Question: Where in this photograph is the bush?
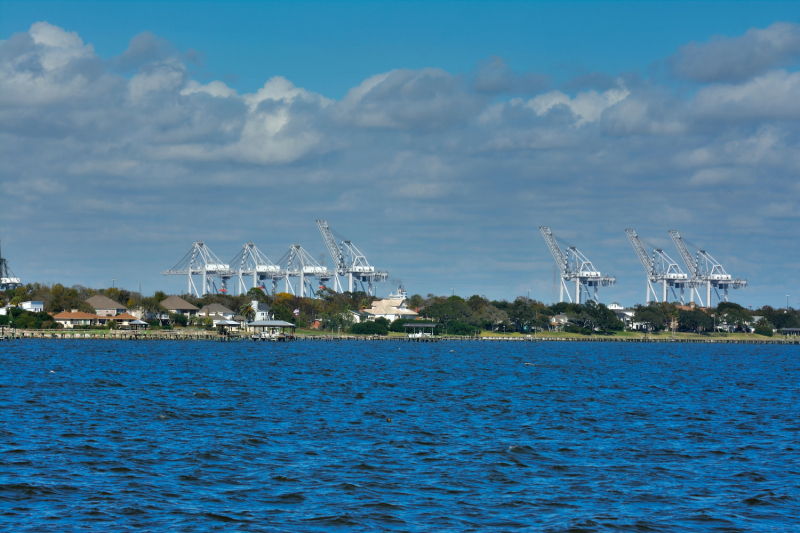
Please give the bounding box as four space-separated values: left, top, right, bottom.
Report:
442 320 480 336
350 321 388 335
564 325 592 335
755 326 773 337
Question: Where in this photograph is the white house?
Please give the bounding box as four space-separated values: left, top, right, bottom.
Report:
250 299 271 321
361 290 418 322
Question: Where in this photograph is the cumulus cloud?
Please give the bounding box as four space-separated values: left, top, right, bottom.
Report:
670 21 800 82
1 21 798 304
471 56 549 94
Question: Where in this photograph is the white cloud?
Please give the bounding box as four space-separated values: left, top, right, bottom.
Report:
522 82 629 126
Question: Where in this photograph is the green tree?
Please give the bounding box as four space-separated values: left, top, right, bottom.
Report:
239 304 255 321
350 321 388 335
633 304 666 331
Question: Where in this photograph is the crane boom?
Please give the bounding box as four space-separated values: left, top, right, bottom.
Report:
316 220 346 271
668 230 698 277
539 227 568 276
626 229 655 277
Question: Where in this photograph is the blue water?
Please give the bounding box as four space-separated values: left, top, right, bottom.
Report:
1 341 799 531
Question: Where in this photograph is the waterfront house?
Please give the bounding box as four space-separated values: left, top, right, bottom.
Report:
361 292 418 322
198 303 235 319
20 301 44 313
250 299 271 321
85 295 128 316
53 311 99 328
160 296 199 317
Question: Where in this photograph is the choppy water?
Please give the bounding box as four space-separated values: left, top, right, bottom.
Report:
1 340 799 531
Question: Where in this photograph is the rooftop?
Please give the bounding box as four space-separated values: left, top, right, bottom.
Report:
160 295 199 311
85 294 127 310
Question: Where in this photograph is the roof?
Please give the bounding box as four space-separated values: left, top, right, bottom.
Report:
249 320 296 327
160 295 199 311
780 328 800 332
403 323 436 328
130 319 149 325
85 294 127 310
54 311 98 319
198 303 234 315
254 302 271 312
214 319 240 326
114 313 139 320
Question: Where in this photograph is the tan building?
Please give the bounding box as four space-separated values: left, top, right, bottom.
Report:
53 311 98 328
361 292 418 322
160 296 199 316
85 295 128 316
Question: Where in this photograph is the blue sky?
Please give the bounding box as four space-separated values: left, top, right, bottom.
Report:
1 1 799 307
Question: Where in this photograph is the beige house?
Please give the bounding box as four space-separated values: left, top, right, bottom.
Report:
361 292 418 322
85 295 128 317
198 304 235 319
54 311 98 328
160 296 199 316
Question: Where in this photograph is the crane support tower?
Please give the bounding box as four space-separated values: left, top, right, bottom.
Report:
162 241 235 296
539 227 616 304
229 242 284 295
0 240 22 291
626 229 691 304
669 230 747 306
317 220 388 295
276 244 337 298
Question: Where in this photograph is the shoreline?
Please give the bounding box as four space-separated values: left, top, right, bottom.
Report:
2 330 798 345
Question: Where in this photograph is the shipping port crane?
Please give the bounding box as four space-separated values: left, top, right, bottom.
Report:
162 241 235 296
229 242 284 295
317 220 388 295
626 229 690 304
669 230 747 306
0 240 22 292
276 244 336 298
540 227 616 303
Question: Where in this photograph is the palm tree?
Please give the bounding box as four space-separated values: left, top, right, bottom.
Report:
239 304 255 321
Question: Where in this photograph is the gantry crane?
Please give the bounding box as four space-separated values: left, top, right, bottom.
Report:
276 244 336 297
317 220 388 295
162 241 235 296
540 227 616 303
669 230 747 306
0 240 22 291
229 242 284 295
626 229 690 304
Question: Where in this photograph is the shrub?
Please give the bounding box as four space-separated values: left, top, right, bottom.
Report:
755 326 773 337
350 321 388 335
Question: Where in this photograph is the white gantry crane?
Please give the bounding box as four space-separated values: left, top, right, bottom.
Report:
540 227 616 303
317 220 388 295
229 242 284 295
626 229 691 304
162 241 235 296
669 230 747 306
276 244 336 297
0 240 22 292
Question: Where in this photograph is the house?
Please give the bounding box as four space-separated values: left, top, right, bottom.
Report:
20 301 44 313
85 295 128 316
614 307 637 328
607 302 624 310
197 304 235 319
249 299 271 321
361 290 418 322
551 313 569 325
53 311 100 328
160 296 199 316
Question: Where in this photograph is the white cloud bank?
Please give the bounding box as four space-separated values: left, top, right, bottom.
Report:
1 21 799 304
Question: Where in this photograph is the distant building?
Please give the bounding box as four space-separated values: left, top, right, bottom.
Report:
160 296 199 316
607 302 623 310
20 301 44 313
53 311 98 328
249 299 271 321
198 304 235 320
85 295 128 316
361 290 418 322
